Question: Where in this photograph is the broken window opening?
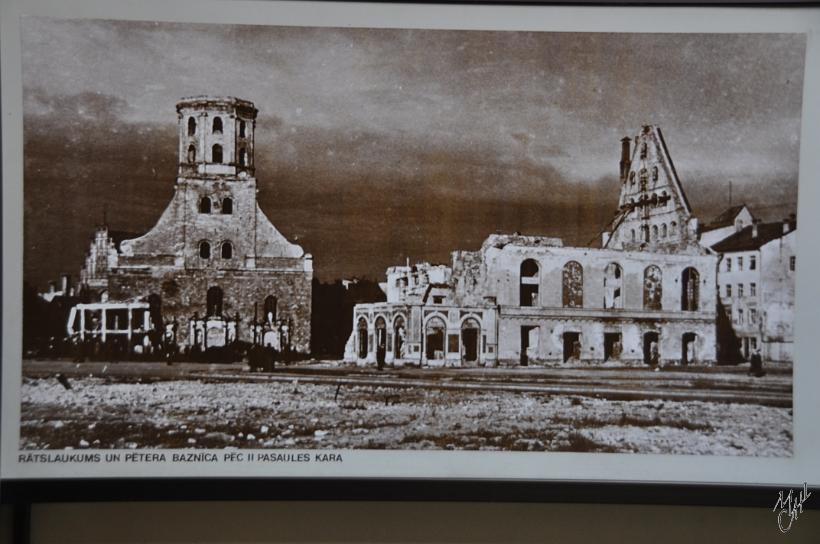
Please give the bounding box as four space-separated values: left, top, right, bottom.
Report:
643 265 663 310
681 267 700 311
357 318 368 359
562 261 583 308
519 259 540 307
603 262 623 309
424 317 446 361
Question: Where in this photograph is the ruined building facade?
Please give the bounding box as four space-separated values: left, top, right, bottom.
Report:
346 126 717 367
78 97 312 353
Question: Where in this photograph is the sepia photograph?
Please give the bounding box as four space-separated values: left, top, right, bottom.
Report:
16 16 803 458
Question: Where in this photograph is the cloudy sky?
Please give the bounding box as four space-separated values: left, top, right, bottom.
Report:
21 17 805 287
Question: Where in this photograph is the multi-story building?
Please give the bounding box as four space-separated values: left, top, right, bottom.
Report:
76 97 313 353
710 217 796 362
346 125 718 367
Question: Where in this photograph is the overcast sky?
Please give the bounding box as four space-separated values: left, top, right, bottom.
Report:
21 17 805 287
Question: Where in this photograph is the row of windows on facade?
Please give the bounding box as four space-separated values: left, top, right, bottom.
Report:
729 305 758 326
187 116 247 137
630 221 678 243
518 259 700 312
725 255 795 272
186 144 248 166
627 165 659 185
199 197 232 214
724 283 757 298
199 241 234 260
725 255 756 272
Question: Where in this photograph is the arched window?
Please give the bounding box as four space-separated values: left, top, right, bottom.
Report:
239 148 247 166
212 117 223 134
681 267 700 311
212 144 223 164
652 166 659 181
221 241 233 259
357 318 369 359
603 263 623 309
670 221 678 237
221 197 233 214
643 266 662 310
199 241 211 259
187 117 196 136
661 224 668 238
263 295 277 323
661 191 668 208
187 144 196 163
652 224 659 240
206 286 223 317
642 225 650 243
199 197 211 214
519 259 539 306
562 261 583 308
238 119 246 138
640 141 648 159
631 229 636 242
639 168 648 189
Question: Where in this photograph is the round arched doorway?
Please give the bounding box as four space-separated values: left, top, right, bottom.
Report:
425 316 446 362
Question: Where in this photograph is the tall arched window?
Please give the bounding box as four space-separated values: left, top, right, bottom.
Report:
681 267 700 311
519 259 539 307
652 166 659 181
206 286 223 317
603 263 623 309
187 117 196 136
199 241 211 259
212 117 223 134
670 221 678 237
562 261 583 308
187 144 196 163
199 197 211 214
652 224 659 240
221 197 233 214
640 141 648 159
631 229 636 242
263 295 277 323
221 241 233 259
661 223 668 238
643 265 662 310
212 144 223 164
357 318 369 359
238 119 246 137
239 148 247 166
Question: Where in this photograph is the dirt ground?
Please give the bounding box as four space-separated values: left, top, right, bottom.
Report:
20 374 792 456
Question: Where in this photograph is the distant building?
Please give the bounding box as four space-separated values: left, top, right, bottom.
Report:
699 204 755 248
76 97 313 353
346 126 718 367
710 216 796 362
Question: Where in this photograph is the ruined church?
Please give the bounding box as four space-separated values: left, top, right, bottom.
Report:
346 125 718 367
77 97 312 353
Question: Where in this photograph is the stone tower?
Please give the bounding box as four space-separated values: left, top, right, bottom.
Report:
103 97 313 352
603 125 699 252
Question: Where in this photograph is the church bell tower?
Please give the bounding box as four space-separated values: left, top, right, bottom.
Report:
176 96 258 179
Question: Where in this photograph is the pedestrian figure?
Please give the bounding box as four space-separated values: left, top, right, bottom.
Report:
749 348 766 377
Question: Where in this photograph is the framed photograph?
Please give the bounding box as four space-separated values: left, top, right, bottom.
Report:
2 0 819 507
